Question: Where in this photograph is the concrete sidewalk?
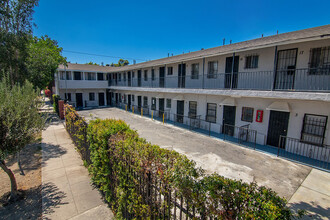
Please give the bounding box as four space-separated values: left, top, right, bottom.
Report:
41 111 114 219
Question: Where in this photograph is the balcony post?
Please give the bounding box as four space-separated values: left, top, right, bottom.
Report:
202 57 205 89
272 46 278 91
230 52 235 90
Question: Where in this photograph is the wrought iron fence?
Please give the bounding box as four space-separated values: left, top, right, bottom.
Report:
278 135 330 170
109 68 330 92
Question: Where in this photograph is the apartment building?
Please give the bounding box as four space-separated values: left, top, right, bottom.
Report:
56 25 330 169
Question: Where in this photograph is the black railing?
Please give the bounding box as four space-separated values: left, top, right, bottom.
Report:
109 68 330 92
278 136 330 170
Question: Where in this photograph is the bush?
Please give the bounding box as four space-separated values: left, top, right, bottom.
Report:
52 94 60 115
65 107 296 219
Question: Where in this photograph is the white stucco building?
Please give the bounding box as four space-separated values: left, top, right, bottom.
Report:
56 25 330 169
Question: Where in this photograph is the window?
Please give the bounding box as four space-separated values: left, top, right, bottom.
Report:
119 93 122 102
167 67 173 75
206 103 217 123
132 71 135 78
309 47 330 74
151 97 156 110
245 55 259 69
65 93 71 101
132 95 135 102
143 96 148 108
66 71 72 80
60 71 65 80
97 73 104 81
301 114 327 146
189 101 197 119
89 93 95 101
191 63 199 79
166 99 171 108
152 69 155 80
124 95 127 103
207 61 218 78
74 71 82 80
86 72 96 80
144 70 148 81
118 73 121 81
123 73 126 81
241 107 254 122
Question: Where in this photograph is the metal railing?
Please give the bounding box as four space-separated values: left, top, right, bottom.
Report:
278 135 330 170
109 68 330 92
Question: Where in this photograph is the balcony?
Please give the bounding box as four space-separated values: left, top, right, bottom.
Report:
59 79 108 89
109 68 330 92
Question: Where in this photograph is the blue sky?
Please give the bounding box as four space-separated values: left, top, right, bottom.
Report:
33 0 330 65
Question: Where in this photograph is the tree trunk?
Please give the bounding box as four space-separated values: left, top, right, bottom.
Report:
0 159 20 201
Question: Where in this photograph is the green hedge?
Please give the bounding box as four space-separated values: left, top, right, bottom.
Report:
65 107 301 219
52 94 60 115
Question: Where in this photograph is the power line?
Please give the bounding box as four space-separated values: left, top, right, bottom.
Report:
62 50 147 61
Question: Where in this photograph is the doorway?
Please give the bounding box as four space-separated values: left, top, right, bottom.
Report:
274 49 297 90
159 67 165 88
178 64 186 88
76 93 83 108
223 105 236 136
138 70 142 87
267 110 290 147
176 100 184 123
106 89 111 106
225 56 239 89
128 71 131 87
98 93 105 106
138 96 142 110
159 98 165 116
128 94 131 109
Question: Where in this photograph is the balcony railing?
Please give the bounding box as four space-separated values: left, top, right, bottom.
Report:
109 68 330 92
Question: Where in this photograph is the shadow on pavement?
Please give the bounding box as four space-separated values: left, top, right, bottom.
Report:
42 143 67 164
290 201 330 219
42 182 68 219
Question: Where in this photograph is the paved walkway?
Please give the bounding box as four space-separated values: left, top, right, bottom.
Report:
79 107 330 219
41 106 114 219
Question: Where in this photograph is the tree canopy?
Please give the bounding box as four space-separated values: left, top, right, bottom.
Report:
110 59 129 67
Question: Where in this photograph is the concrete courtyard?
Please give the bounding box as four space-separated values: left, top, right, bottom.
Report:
78 107 330 219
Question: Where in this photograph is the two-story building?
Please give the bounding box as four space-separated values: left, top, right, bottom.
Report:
56 25 330 169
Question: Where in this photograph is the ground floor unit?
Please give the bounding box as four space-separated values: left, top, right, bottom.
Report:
57 88 330 170
109 89 330 168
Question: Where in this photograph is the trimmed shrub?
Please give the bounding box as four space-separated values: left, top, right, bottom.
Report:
52 94 60 115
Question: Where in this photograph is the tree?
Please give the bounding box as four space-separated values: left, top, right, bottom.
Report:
0 79 44 202
110 59 129 67
0 0 39 85
26 35 66 89
85 61 99 65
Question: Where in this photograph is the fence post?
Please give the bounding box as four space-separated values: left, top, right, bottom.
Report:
141 108 143 116
163 113 165 124
151 111 153 120
132 106 134 113
125 104 127 111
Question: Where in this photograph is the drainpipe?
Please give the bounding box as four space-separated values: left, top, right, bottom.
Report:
230 52 235 90
65 65 67 100
272 46 278 91
202 57 205 89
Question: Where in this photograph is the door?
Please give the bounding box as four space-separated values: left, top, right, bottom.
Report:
76 93 83 108
274 49 297 90
115 93 119 105
159 98 165 117
98 93 105 106
267 111 290 147
128 94 131 109
106 89 111 106
128 71 131 87
225 56 239 89
138 96 142 110
178 64 186 88
223 105 236 136
138 70 142 87
176 100 184 123
159 67 165 88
